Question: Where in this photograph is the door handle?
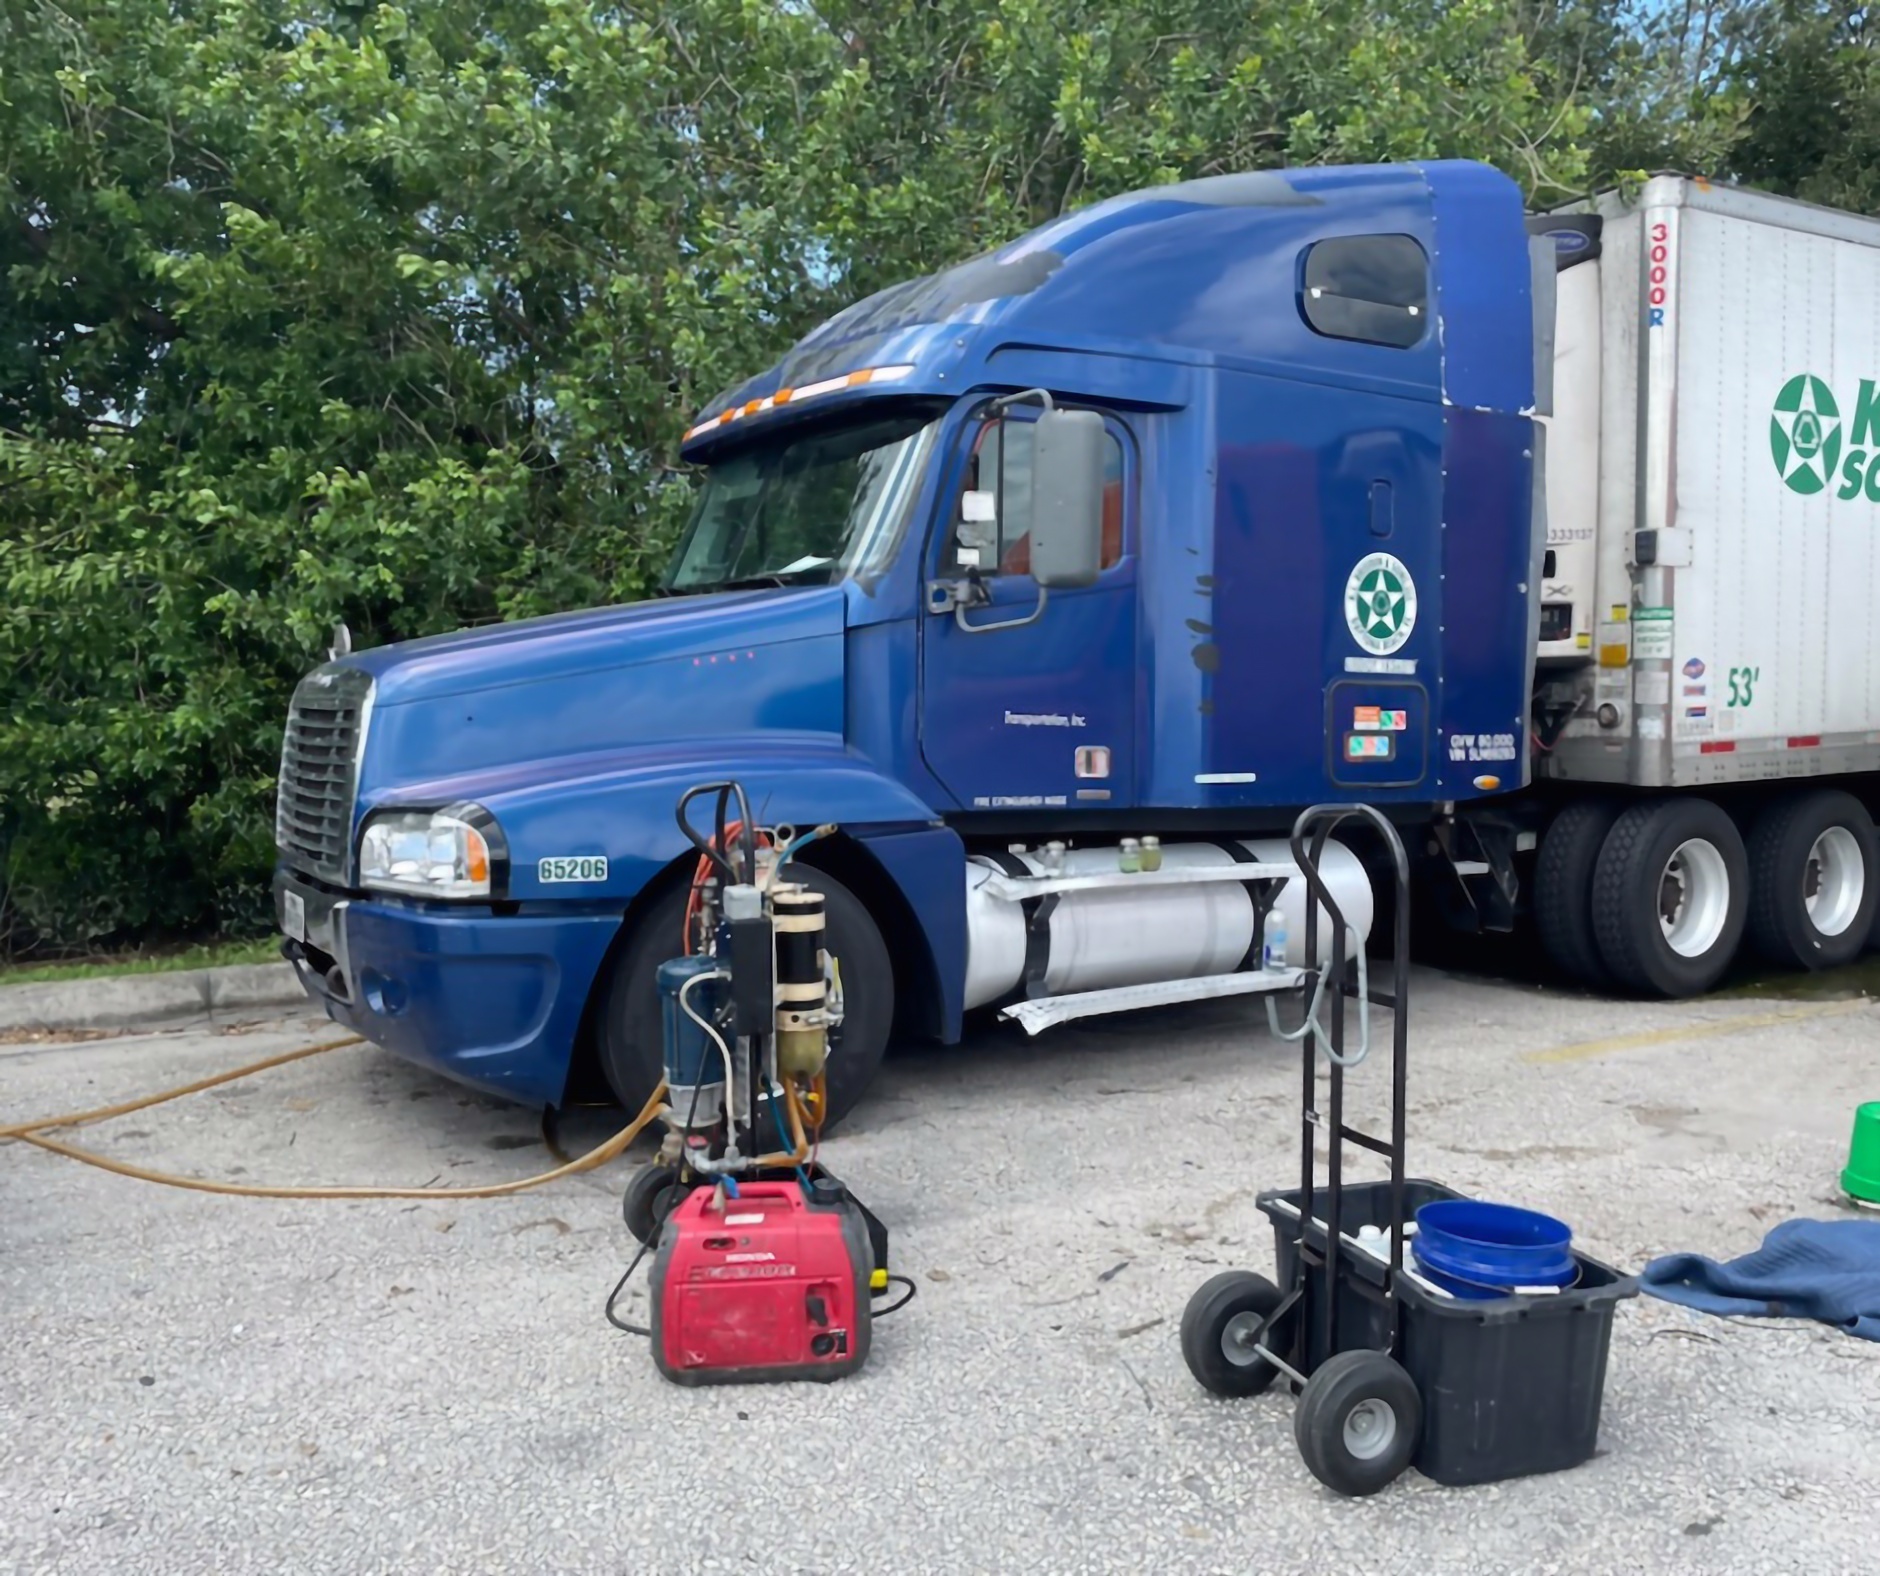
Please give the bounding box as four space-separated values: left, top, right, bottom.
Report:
1369 480 1394 538
926 578 1050 634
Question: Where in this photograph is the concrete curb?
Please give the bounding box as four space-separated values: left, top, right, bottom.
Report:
0 961 309 1035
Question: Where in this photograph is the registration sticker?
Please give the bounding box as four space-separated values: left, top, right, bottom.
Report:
282 888 306 943
1353 707 1409 732
539 856 608 884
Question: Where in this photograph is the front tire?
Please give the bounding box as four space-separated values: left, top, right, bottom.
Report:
1293 1349 1421 1496
1591 798 1747 997
1746 790 1876 971
596 864 893 1131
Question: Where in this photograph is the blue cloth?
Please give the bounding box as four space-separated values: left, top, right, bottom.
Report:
1642 1219 1880 1341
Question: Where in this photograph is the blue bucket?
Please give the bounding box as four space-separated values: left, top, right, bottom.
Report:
1412 1200 1576 1300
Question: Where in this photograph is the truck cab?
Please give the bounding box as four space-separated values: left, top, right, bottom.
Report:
273 160 1544 1120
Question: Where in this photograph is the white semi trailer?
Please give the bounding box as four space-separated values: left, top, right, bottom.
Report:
1526 175 1880 994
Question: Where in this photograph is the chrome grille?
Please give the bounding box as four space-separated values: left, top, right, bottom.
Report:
275 665 373 884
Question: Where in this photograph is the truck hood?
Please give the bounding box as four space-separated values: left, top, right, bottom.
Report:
347 586 851 800
349 586 842 705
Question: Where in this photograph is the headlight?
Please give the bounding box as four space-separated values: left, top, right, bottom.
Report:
358 807 497 899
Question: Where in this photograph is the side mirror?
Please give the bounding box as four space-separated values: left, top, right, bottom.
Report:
1027 408 1106 590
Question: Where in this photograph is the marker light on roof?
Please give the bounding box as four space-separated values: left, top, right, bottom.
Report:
683 364 916 442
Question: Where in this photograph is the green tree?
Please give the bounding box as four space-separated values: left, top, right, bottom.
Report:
0 0 1690 953
1724 0 1879 211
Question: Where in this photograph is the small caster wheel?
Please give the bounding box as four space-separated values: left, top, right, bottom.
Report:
622 1163 690 1246
1293 1349 1421 1496
1180 1271 1289 1397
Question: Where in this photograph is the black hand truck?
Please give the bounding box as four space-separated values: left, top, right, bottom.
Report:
1178 803 1635 1496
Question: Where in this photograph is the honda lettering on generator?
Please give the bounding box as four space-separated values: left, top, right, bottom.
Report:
272 165 1880 1128
602 782 910 1385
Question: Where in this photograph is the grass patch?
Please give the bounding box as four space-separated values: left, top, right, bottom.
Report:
0 937 281 988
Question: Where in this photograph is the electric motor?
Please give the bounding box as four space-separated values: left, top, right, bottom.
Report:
657 953 727 1131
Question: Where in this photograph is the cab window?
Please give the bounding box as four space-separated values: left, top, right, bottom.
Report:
955 416 1127 577
1300 234 1429 349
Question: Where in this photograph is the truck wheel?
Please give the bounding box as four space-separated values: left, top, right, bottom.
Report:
1746 790 1877 971
1534 801 1619 986
1591 798 1747 997
596 865 893 1132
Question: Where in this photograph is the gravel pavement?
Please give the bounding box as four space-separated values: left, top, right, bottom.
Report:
3 970 1878 1574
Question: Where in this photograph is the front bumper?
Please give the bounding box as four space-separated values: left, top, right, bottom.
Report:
274 867 621 1109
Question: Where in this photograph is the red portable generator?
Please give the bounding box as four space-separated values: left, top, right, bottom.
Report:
649 1178 877 1385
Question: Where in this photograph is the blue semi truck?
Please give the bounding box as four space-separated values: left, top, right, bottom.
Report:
274 161 1880 1122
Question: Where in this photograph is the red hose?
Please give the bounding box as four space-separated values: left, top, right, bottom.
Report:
681 821 772 952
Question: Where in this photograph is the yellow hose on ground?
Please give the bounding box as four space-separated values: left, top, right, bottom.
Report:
0 1035 367 1141
1 1032 668 1200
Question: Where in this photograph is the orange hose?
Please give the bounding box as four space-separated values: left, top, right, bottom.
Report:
2 1031 668 1200
745 1076 811 1170
11 1084 668 1200
0 1035 365 1140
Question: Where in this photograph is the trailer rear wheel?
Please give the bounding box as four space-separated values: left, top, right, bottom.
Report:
597 866 893 1132
1592 798 1747 997
1534 801 1619 987
1746 791 1876 971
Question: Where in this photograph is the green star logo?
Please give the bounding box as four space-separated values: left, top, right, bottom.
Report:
1770 374 1842 496
1344 552 1418 656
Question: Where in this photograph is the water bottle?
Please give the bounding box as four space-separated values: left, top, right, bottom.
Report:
1261 906 1290 971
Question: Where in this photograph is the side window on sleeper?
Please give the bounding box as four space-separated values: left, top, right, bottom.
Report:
1301 235 1429 349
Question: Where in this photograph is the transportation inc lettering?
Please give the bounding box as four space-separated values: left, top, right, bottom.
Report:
1005 710 1086 728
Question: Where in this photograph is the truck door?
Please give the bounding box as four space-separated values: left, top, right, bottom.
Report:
917 407 1137 811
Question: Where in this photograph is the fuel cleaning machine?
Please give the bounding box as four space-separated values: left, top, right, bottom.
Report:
605 781 909 1384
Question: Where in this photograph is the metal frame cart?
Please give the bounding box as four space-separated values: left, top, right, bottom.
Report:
1179 804 1635 1496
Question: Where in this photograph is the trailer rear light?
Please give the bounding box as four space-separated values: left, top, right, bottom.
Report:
684 365 916 442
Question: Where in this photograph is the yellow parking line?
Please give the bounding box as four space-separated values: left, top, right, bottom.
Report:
1525 997 1873 1065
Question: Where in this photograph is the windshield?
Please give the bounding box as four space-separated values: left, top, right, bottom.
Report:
666 406 943 593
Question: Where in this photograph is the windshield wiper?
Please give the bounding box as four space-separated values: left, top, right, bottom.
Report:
706 568 833 592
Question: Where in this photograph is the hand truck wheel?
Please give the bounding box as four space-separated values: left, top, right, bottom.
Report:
1293 1349 1421 1496
622 1162 690 1246
1180 1271 1291 1397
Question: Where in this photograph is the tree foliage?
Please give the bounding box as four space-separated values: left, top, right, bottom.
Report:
0 0 1872 952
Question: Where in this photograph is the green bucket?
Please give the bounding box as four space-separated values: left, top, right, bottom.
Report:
1844 1102 1880 1205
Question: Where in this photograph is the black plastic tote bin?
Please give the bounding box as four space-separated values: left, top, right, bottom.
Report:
1259 1178 1637 1487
